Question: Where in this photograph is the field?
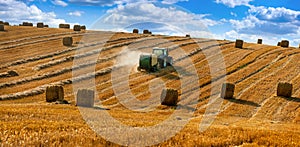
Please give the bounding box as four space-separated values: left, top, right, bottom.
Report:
1 26 300 146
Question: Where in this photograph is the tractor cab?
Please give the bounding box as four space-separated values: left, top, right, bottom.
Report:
152 47 168 57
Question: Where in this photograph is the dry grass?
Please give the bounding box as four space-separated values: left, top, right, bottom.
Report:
1 26 300 146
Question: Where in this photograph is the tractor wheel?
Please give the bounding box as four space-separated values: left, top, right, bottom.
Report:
152 64 159 72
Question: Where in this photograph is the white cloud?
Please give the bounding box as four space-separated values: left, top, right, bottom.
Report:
161 0 188 4
228 6 300 36
222 5 300 47
0 0 66 27
51 0 68 7
92 2 218 38
229 15 259 30
68 0 186 6
248 6 300 22
215 0 253 8
68 0 151 6
68 11 84 17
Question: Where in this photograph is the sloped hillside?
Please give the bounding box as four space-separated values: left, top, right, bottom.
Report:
0 26 300 146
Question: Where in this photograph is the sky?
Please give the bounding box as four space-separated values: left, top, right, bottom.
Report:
0 0 300 46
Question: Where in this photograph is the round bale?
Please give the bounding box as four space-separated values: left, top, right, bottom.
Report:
44 25 49 28
235 39 244 49
277 82 292 97
281 40 289 48
221 83 235 99
160 89 178 106
63 37 73 46
0 24 4 31
133 29 139 34
186 34 191 38
143 29 149 34
73 25 81 31
3 22 9 26
37 22 44 28
0 21 3 24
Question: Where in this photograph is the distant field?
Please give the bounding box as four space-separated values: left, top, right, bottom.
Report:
0 26 300 146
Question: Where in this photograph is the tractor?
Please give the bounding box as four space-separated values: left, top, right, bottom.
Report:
138 47 173 72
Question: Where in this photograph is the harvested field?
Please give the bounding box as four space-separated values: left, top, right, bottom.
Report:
1 26 300 146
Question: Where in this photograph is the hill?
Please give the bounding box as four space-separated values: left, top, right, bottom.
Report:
0 26 300 146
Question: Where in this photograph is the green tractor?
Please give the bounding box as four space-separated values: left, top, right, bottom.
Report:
138 47 173 72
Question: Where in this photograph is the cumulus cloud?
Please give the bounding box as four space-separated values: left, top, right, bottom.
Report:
92 2 218 38
0 0 66 27
51 0 68 7
229 6 300 36
68 11 84 17
68 0 154 6
161 0 188 4
68 0 186 6
215 0 253 8
225 6 299 42
217 5 300 47
249 6 300 23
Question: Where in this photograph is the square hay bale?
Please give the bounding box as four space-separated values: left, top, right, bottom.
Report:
277 42 281 46
73 25 81 31
257 39 262 44
235 39 244 49
23 22 28 26
160 89 178 106
59 24 64 28
281 40 289 48
186 34 191 38
143 29 149 34
23 22 33 26
76 89 94 107
80 25 86 30
0 24 4 31
221 83 235 99
37 22 44 28
59 24 70 29
64 24 70 29
133 29 139 34
46 85 64 102
277 82 292 97
44 25 49 28
63 37 73 46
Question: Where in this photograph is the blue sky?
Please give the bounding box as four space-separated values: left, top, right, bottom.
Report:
0 0 300 46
